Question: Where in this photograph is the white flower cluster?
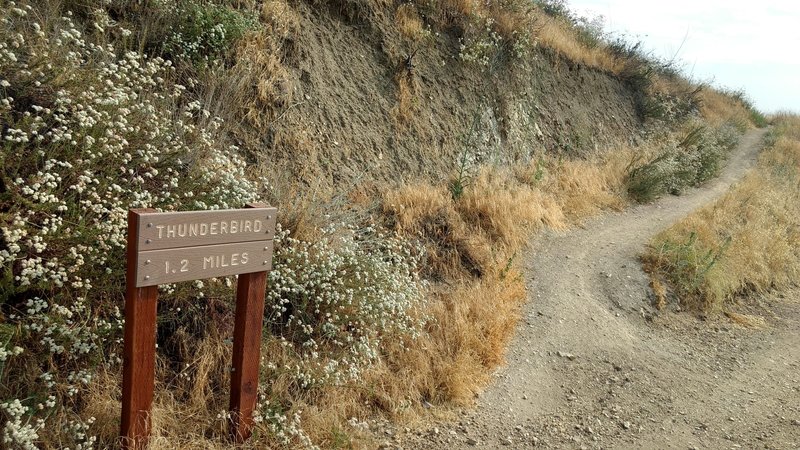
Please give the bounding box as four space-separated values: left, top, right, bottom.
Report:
459 18 503 68
1 399 42 450
259 402 318 449
265 224 427 388
0 1 261 447
0 344 23 362
512 30 536 61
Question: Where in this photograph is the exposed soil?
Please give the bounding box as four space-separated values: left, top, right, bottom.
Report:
259 3 642 186
395 129 800 449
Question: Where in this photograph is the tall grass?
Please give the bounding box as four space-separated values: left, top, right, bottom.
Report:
644 115 800 311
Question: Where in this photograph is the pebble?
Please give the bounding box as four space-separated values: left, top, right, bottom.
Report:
622 421 632 430
502 437 513 445
557 351 577 360
465 437 478 446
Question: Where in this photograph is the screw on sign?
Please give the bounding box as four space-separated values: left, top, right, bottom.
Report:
121 204 276 449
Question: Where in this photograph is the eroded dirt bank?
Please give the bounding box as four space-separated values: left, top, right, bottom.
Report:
259 3 642 186
399 129 800 449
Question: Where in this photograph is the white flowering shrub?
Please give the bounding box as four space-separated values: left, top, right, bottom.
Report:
713 122 742 152
511 29 536 60
162 1 260 65
626 123 741 202
0 2 261 447
459 18 503 68
264 224 427 388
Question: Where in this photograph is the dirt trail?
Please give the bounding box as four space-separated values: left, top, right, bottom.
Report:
401 129 800 449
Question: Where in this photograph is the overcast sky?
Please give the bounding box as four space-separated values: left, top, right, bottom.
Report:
567 0 800 113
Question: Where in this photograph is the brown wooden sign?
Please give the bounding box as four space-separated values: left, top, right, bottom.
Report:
121 204 275 449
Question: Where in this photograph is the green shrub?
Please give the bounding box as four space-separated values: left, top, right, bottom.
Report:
749 108 768 128
645 231 730 308
534 0 572 20
574 15 606 49
626 124 740 202
164 1 259 65
714 123 742 150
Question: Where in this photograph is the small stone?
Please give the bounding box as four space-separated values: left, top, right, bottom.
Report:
557 351 576 360
465 437 478 446
502 437 513 446
622 421 631 430
792 419 800 426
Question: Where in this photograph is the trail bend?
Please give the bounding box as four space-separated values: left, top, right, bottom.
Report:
403 129 800 449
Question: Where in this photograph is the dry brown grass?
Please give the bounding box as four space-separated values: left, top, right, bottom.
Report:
645 115 800 312
392 68 419 126
384 183 493 279
382 142 637 281
533 13 622 73
650 277 668 310
376 145 639 408
239 2 300 126
723 312 767 329
395 4 426 42
415 0 622 73
698 88 753 129
188 0 300 144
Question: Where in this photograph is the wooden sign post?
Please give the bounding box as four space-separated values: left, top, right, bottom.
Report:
121 203 277 449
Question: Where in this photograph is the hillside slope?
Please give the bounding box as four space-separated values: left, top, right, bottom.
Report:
260 3 642 184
